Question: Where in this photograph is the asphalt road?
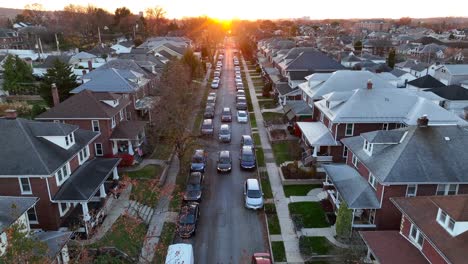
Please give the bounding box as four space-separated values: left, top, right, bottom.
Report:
173 43 268 263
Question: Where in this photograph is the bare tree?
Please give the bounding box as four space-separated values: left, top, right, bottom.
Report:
145 6 168 36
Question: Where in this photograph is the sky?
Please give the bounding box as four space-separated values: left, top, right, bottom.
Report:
2 0 468 20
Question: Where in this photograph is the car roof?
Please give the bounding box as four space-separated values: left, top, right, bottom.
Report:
223 107 230 111
203 119 212 124
246 178 260 190
181 202 198 212
219 150 230 157
238 110 247 114
194 149 204 156
220 124 230 129
242 145 254 153
242 135 252 140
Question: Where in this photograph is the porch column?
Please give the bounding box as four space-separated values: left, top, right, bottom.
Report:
313 146 318 157
99 184 106 198
112 140 118 155
81 202 91 222
351 209 355 232
113 167 119 180
128 140 134 155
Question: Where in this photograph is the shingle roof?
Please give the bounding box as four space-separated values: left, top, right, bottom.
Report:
157 50 173 59
36 90 130 119
390 68 408 77
276 83 296 96
37 55 72 68
98 59 152 78
297 122 340 146
361 130 407 144
34 231 73 259
109 121 146 140
425 85 468 100
0 196 38 231
0 118 99 176
392 195 468 264
410 63 430 72
408 75 446 88
342 126 468 184
163 43 186 55
283 101 313 116
429 195 468 221
88 45 114 56
71 68 145 94
285 50 345 71
442 65 468 75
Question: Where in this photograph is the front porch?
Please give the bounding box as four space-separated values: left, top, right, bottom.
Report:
296 122 340 167
110 121 147 158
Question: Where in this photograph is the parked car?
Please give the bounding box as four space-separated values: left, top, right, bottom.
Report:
240 146 256 169
201 119 214 135
236 82 244 90
244 179 263 209
183 172 203 202
235 77 242 83
236 96 247 110
218 124 231 143
211 79 219 89
203 106 214 119
221 107 232 122
214 71 221 77
241 135 254 149
219 54 224 59
237 110 248 123
234 66 241 71
237 90 245 97
207 96 216 107
209 92 217 98
235 70 241 75
190 149 207 172
251 253 272 264
217 150 232 172
215 66 222 72
165 244 194 264
176 203 200 238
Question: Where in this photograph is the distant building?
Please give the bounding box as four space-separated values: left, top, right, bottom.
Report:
354 20 391 32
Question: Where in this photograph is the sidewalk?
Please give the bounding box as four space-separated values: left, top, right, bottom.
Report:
120 159 168 172
242 58 304 263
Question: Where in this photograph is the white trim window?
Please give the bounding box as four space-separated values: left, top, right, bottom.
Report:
111 116 116 128
409 224 424 249
92 120 100 132
363 140 373 155
342 146 348 158
352 155 359 168
436 184 458 196
328 120 333 131
368 173 377 190
345 123 354 136
58 203 71 217
56 163 71 186
320 112 324 122
382 123 389 130
119 110 124 121
406 184 418 197
27 207 39 224
19 177 32 194
78 146 90 165
95 143 104 156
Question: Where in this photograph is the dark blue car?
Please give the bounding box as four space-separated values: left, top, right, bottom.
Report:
240 146 256 169
190 149 207 172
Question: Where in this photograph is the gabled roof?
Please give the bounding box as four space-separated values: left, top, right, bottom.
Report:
392 195 468 264
34 231 73 259
0 118 99 176
157 50 173 59
390 68 409 77
342 126 468 184
36 90 130 119
283 101 313 116
114 40 134 48
163 43 186 56
71 68 146 94
408 75 446 88
0 196 38 231
361 130 407 144
37 55 72 69
88 45 114 56
285 50 345 72
425 85 468 100
71 51 96 60
297 122 340 146
410 63 430 72
110 121 147 140
441 64 468 75
99 59 153 78
118 53 165 68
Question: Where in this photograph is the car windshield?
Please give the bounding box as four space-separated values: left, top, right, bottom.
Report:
187 184 200 191
222 111 230 115
238 98 246 103
238 112 247 117
192 156 203 163
242 153 255 162
244 138 253 146
202 123 212 129
220 129 230 135
179 214 195 224
219 156 230 163
247 190 262 198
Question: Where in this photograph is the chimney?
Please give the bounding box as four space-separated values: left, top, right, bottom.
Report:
51 83 60 106
4 109 17 119
367 79 373 89
88 60 93 72
417 115 429 127
82 69 87 76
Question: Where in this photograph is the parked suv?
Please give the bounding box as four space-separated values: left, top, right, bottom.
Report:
221 107 232 122
204 106 214 119
244 179 264 210
241 135 254 149
183 172 203 202
190 149 207 172
240 146 256 169
217 150 232 172
176 202 200 238
236 96 247 110
218 124 231 143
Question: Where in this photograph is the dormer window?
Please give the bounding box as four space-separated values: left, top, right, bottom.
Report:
56 163 71 186
437 208 456 235
368 173 377 190
78 146 90 165
436 184 458 196
325 100 330 108
111 116 116 128
65 132 75 147
363 140 373 155
119 110 124 121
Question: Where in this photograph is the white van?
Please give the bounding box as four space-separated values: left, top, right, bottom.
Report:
165 243 194 264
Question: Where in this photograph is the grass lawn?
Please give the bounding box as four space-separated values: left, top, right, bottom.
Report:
256 148 265 167
272 141 301 165
289 202 330 228
250 113 257 128
130 179 159 207
267 213 281 235
252 133 261 146
262 112 284 123
169 184 183 211
153 222 176 263
260 175 273 199
258 100 277 109
91 215 148 258
300 236 336 255
283 184 322 197
124 165 163 179
151 143 173 160
271 241 286 262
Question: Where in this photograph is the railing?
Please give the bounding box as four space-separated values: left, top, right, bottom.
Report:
316 156 333 163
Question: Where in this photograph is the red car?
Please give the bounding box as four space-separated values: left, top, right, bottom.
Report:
252 253 272 264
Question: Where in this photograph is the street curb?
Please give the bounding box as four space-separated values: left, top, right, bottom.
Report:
158 146 176 187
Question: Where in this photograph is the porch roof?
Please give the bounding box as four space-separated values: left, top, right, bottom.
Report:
296 122 340 146
323 164 380 209
110 121 147 140
34 231 73 259
53 158 120 202
284 101 313 116
360 231 428 264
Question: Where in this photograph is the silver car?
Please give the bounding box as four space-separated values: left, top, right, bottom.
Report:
201 119 214 135
244 179 264 210
218 124 231 143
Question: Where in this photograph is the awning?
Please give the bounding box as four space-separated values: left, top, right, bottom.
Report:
284 101 313 117
323 164 380 209
296 122 340 146
53 158 120 202
135 96 158 110
110 121 146 140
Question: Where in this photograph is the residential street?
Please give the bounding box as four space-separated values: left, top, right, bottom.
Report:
173 45 269 263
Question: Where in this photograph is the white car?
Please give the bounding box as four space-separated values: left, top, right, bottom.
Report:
211 80 219 89
209 92 217 98
237 110 248 123
237 90 245 97
244 179 264 210
234 66 241 71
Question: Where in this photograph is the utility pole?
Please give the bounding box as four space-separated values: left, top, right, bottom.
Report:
55 33 60 53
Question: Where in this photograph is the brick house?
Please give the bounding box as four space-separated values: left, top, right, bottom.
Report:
0 112 121 237
361 195 468 264
0 28 25 49
322 123 468 231
297 79 464 164
0 196 72 263
36 90 147 158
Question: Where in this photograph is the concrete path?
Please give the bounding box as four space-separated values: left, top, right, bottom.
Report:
261 105 283 113
127 200 154 224
243 58 304 263
289 188 328 203
301 225 349 248
120 159 168 172
138 156 179 263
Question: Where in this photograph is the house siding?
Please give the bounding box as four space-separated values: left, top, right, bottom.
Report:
376 185 406 230
421 240 448 264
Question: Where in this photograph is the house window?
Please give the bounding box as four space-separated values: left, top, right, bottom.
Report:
111 116 116 128
78 146 90 165
409 224 424 249
382 123 389 130
65 136 69 146
95 143 103 156
69 133 74 144
325 101 330 108
320 112 324 122
56 163 70 186
92 120 100 132
58 203 71 217
436 184 458 196
352 155 359 168
119 110 124 121
328 120 333 131
345 123 354 136
342 147 348 158
448 219 455 231
437 208 456 235
368 173 377 190
406 184 417 197
27 207 38 224
363 140 373 155
19 178 32 194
